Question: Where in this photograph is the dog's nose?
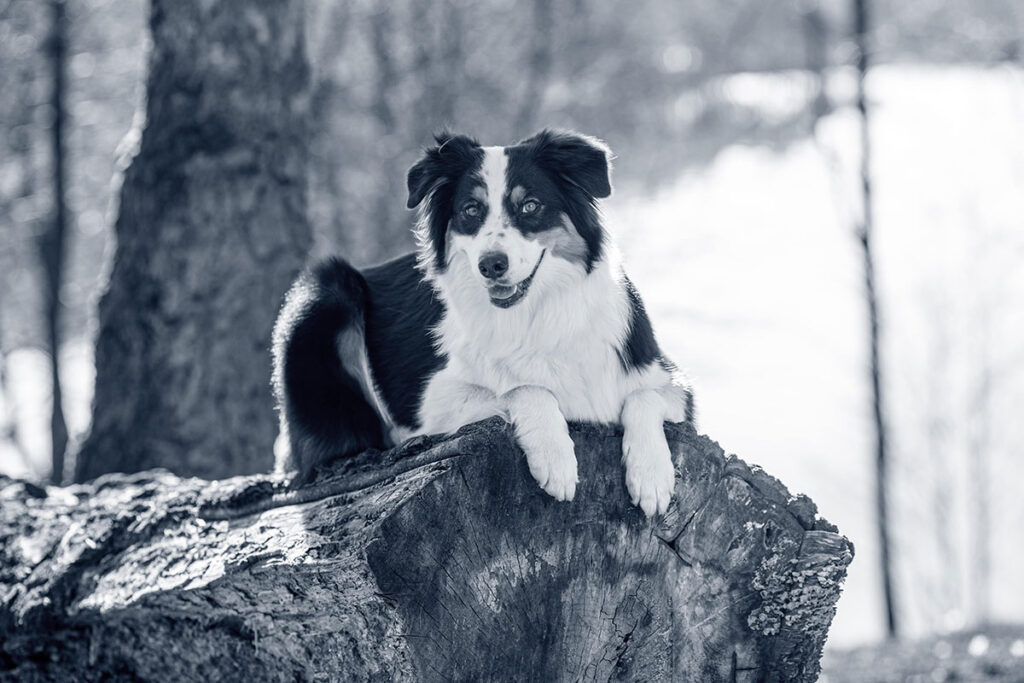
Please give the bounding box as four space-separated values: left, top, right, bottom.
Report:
478 252 509 280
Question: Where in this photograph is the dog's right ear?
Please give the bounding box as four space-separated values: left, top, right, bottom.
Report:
406 132 482 209
519 129 613 200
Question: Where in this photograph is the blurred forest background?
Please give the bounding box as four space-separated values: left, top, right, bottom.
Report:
1 0 1023 665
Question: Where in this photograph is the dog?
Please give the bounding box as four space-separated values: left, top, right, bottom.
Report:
272 129 693 516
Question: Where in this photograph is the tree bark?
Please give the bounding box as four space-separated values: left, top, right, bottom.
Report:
3 418 853 682
74 0 312 482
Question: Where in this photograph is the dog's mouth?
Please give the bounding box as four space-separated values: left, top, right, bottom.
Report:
487 250 546 309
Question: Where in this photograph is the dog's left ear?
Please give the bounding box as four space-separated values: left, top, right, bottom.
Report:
522 129 613 199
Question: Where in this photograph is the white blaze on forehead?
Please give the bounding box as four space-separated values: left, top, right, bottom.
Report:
480 146 508 228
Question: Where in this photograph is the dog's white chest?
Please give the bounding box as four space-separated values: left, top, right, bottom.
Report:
415 251 668 434
476 338 630 422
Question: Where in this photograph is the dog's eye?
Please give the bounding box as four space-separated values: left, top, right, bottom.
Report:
463 203 480 218
521 200 540 215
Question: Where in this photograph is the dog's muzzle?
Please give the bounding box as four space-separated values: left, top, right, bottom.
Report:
487 250 545 309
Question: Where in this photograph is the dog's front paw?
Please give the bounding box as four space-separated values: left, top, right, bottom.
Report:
622 428 676 517
524 432 578 502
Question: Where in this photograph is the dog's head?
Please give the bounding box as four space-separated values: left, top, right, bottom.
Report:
407 130 612 309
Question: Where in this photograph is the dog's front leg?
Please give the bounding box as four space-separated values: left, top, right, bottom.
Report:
418 378 506 437
502 385 578 502
620 386 689 517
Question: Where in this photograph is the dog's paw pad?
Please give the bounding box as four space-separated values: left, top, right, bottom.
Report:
623 432 676 517
525 435 578 502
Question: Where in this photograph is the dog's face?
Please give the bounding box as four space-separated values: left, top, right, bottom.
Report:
407 130 612 309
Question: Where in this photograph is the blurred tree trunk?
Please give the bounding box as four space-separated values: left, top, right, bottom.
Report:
513 0 554 138
74 0 312 482
853 0 899 639
370 8 397 137
306 3 351 259
434 1 463 126
801 0 830 125
410 1 463 141
40 0 69 485
369 6 406 263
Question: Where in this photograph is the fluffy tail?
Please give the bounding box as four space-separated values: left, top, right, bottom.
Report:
272 258 385 485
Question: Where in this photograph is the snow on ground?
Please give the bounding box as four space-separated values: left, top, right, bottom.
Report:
2 63 1022 649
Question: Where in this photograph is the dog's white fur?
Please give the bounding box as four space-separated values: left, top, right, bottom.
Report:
403 147 689 516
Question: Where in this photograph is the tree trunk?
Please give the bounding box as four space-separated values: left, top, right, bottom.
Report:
41 0 69 485
853 0 898 639
368 5 407 263
3 418 853 682
74 0 312 482
801 0 830 125
513 0 554 138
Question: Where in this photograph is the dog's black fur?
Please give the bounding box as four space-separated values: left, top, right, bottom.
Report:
272 255 443 483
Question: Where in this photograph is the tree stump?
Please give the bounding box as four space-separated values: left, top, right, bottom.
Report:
1 418 852 682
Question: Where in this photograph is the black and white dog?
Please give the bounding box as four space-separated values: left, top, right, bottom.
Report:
273 130 693 516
